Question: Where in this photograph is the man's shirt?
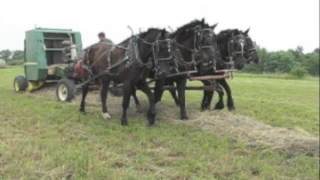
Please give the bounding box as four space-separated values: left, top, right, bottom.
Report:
99 38 114 45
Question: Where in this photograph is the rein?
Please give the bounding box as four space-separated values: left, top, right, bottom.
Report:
224 34 246 69
76 34 157 87
95 34 155 71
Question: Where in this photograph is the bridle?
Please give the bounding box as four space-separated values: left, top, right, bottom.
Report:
150 26 217 77
194 28 215 49
244 38 257 63
73 30 175 87
173 26 216 72
82 31 164 77
126 31 164 68
224 34 248 69
194 27 217 70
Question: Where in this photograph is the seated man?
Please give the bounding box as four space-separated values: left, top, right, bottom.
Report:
80 31 113 60
98 32 113 45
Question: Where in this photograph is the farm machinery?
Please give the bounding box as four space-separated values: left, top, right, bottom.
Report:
14 28 82 101
13 27 235 103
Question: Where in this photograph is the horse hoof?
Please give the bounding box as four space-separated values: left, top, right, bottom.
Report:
147 122 156 127
181 115 189 120
102 112 111 119
228 106 235 111
214 103 224 110
121 121 128 126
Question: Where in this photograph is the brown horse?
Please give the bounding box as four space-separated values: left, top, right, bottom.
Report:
78 29 167 126
74 43 142 114
77 42 112 119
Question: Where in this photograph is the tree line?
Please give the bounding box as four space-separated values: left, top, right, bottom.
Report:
1 47 319 76
243 46 319 77
0 49 24 61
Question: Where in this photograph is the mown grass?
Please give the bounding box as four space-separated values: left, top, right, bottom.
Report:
183 72 319 135
232 73 319 135
0 67 319 179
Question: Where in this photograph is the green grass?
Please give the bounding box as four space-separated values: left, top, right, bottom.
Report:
0 67 319 179
236 72 318 80
232 73 319 135
183 72 319 135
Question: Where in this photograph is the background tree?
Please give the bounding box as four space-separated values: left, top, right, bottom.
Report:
302 52 319 76
295 46 304 56
0 44 318 76
12 50 24 60
243 45 319 76
0 49 12 62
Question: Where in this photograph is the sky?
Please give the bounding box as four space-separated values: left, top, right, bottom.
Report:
0 0 319 52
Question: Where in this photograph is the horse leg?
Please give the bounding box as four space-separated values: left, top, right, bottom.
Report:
205 90 214 110
201 80 212 111
120 81 133 126
154 79 165 104
137 80 156 126
217 79 235 111
100 79 111 119
132 88 143 113
155 80 179 106
168 82 180 106
80 84 89 113
176 79 188 120
214 84 225 110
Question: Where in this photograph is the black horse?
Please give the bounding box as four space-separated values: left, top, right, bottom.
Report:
156 27 259 112
151 19 219 120
201 28 260 111
80 28 167 126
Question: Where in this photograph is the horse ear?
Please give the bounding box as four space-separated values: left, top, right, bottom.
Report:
161 29 167 36
211 23 218 30
244 28 250 35
201 18 205 24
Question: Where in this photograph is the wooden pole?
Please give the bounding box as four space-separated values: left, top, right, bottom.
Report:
150 85 218 91
214 69 237 73
189 74 230 81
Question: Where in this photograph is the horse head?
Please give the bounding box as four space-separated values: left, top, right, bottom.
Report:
217 29 245 69
171 19 219 74
243 28 260 64
137 28 168 63
152 29 180 78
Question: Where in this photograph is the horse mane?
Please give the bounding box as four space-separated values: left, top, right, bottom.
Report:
140 28 163 38
118 37 130 46
117 28 162 46
172 19 205 37
217 29 243 50
217 29 241 40
215 29 238 59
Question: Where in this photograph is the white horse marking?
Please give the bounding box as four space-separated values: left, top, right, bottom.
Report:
102 112 111 119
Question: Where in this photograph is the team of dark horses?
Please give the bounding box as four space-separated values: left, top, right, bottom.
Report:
76 19 259 126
